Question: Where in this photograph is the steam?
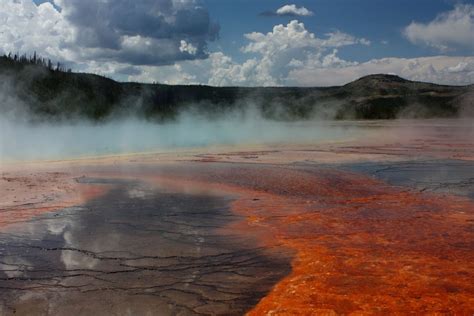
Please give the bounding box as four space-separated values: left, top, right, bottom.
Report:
2 66 473 162
0 108 359 161
0 69 361 161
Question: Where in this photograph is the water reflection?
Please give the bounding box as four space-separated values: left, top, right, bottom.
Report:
0 178 290 315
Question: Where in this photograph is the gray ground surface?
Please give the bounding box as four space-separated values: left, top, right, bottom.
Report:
340 159 474 199
0 178 290 316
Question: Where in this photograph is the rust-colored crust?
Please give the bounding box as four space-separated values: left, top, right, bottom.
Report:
134 165 474 315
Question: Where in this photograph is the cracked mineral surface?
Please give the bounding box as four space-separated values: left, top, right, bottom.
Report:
0 178 291 315
0 119 473 315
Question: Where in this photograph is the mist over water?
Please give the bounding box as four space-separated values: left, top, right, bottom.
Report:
0 109 360 161
2 73 472 162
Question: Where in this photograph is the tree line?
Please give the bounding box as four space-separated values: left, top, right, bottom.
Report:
2 51 71 72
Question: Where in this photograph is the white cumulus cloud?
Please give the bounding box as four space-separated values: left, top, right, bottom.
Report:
179 40 198 55
128 20 372 86
276 4 314 17
0 0 219 67
289 56 474 86
2 2 473 87
404 4 474 52
81 19 474 87
0 1 73 62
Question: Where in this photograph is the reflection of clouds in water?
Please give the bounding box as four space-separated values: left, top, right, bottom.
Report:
44 211 104 269
127 187 148 199
61 249 100 270
61 231 100 270
0 180 291 315
9 207 84 240
0 257 32 278
60 224 122 270
20 206 125 270
1 203 127 271
46 217 72 235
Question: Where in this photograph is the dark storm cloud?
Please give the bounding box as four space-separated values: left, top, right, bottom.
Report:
116 66 143 76
56 0 219 65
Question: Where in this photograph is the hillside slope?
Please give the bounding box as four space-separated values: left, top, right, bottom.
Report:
0 56 472 121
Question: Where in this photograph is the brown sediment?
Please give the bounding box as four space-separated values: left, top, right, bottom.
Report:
4 162 472 313
1 161 473 313
0 166 110 229
1 119 473 313
244 191 474 314
130 164 474 314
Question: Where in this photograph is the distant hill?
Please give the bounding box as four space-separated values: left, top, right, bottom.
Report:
0 55 472 121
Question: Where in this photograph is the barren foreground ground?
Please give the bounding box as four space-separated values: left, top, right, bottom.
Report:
1 119 473 315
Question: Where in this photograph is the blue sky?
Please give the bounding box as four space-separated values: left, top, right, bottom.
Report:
10 0 474 85
203 0 467 61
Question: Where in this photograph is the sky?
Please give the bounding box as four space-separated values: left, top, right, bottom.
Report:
1 0 474 86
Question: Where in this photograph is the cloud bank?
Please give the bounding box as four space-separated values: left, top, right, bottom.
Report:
0 0 219 67
289 55 474 86
0 1 473 86
127 19 474 87
129 20 371 86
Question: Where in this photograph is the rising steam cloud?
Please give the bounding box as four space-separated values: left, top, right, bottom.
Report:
0 68 360 161
0 107 359 161
2 65 473 162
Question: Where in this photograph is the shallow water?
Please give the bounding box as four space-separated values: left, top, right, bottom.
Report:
0 178 290 315
0 119 365 161
1 118 473 314
341 159 474 199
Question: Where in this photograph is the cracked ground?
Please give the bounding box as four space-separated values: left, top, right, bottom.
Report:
0 178 291 315
0 119 473 315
